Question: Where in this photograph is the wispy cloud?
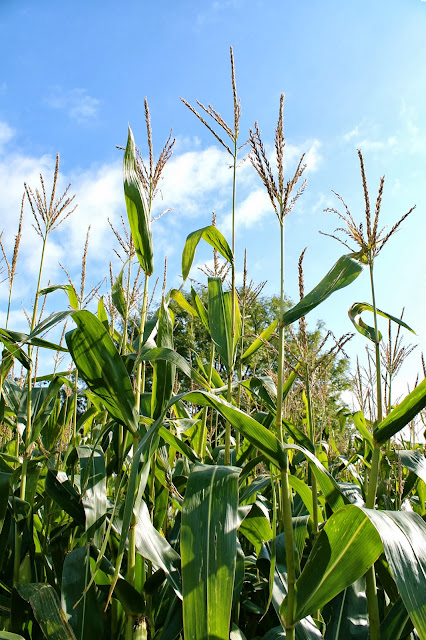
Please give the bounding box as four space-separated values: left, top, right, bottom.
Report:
0 121 14 151
45 87 100 123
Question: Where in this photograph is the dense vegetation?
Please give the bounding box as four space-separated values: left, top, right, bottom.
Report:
0 50 425 640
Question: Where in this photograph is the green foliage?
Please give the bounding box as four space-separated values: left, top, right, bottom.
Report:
0 76 423 640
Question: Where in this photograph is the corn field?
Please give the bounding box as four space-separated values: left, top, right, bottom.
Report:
0 50 425 640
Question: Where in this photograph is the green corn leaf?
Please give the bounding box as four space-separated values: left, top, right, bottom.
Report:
322 578 368 640
181 464 240 640
0 633 26 639
45 469 85 526
259 533 323 639
97 296 109 330
133 499 181 598
181 225 233 282
362 508 426 637
348 302 415 343
39 284 79 310
241 318 278 361
77 446 107 549
282 366 300 403
0 328 68 353
136 346 210 390
289 475 322 523
111 264 127 318
280 505 382 625
284 443 347 512
151 298 175 420
208 277 241 372
283 253 367 326
0 472 11 535
66 310 138 435
380 597 412 640
169 289 198 316
396 449 426 484
238 502 273 554
16 583 77 640
191 286 210 331
352 410 374 448
158 425 200 463
283 418 315 454
123 125 153 275
61 547 103 639
0 331 31 369
373 377 426 443
29 311 72 339
182 390 286 468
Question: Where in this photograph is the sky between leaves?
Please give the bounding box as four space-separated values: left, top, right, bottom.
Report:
0 0 425 403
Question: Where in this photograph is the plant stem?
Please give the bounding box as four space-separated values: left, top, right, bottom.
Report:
365 257 382 640
225 142 238 465
275 219 296 638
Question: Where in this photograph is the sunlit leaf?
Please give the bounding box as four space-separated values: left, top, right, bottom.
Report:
181 225 233 282
282 253 367 326
123 125 153 275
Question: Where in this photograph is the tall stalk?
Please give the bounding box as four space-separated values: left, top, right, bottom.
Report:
249 94 306 639
324 149 415 639
14 156 76 585
182 47 241 465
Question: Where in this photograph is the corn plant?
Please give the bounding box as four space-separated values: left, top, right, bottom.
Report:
0 58 425 640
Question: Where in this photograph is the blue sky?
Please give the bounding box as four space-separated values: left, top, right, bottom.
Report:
1 0 425 403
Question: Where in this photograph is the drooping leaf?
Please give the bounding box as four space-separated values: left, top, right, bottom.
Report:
123 125 153 275
136 347 210 390
133 500 181 598
16 583 77 640
348 302 415 343
282 253 367 326
45 469 85 525
181 226 233 282
65 310 138 435
373 378 426 444
238 502 273 554
39 284 79 310
181 464 240 640
182 390 286 469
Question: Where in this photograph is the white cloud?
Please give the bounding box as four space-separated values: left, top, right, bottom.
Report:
343 125 360 141
0 121 14 151
219 188 274 235
45 87 100 123
356 136 397 152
